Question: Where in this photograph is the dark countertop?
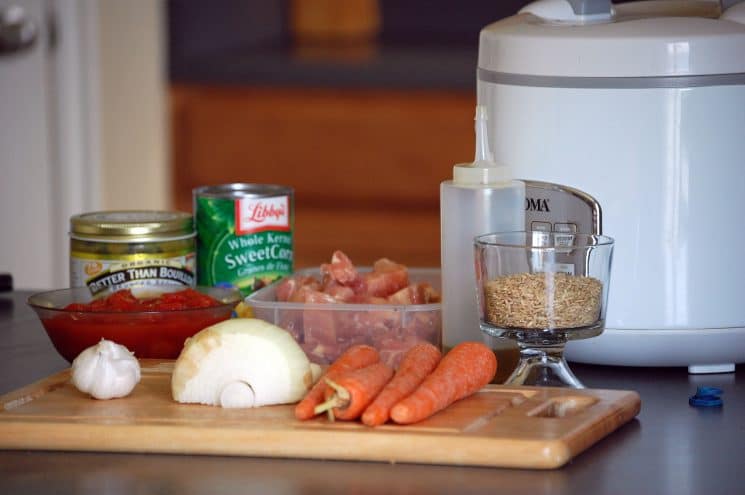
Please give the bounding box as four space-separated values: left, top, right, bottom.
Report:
1 290 744 494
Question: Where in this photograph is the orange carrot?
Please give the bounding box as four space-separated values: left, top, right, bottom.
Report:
389 342 497 425
314 362 394 421
361 342 442 427
295 344 380 420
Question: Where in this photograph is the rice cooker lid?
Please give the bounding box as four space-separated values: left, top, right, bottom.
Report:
478 0 745 85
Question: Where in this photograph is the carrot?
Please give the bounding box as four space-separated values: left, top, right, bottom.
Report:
361 342 442 426
389 341 497 425
314 362 394 421
294 344 380 420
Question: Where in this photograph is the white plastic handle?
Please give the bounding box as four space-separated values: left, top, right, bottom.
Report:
566 0 612 15
519 0 614 22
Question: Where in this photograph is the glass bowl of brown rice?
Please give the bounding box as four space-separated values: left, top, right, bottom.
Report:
474 231 614 388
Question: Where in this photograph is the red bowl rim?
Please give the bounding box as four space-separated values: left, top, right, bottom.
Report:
27 286 243 316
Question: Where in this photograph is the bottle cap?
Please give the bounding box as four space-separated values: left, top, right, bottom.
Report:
689 386 724 408
453 106 512 185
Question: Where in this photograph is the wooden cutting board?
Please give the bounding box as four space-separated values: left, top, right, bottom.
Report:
0 360 640 469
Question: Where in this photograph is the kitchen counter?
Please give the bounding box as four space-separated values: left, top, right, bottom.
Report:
1 290 744 494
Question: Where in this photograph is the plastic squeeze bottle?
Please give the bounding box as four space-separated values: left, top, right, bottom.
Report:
440 105 525 351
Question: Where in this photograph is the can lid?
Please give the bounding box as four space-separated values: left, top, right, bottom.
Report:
70 210 194 239
193 183 293 199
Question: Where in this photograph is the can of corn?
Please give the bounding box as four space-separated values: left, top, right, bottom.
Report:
69 210 196 295
193 184 294 296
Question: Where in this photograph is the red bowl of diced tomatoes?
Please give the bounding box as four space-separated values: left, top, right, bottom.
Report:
28 286 242 362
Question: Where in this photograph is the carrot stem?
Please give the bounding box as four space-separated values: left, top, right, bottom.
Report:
294 345 380 420
319 362 394 421
313 378 350 418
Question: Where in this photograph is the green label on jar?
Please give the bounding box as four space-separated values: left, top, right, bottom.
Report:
196 194 293 296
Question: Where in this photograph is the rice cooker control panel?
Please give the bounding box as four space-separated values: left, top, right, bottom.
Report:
523 180 601 237
523 180 603 275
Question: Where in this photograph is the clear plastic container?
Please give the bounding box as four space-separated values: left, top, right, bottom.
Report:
440 182 524 350
440 106 525 351
245 268 441 368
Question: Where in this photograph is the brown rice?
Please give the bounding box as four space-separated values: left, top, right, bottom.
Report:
484 272 602 329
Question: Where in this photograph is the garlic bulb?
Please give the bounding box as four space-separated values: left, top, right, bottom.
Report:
71 339 141 400
172 318 319 408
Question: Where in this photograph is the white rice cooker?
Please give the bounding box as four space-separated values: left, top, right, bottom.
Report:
477 0 745 372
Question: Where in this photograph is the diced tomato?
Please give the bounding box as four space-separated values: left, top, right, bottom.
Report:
62 288 221 313
151 301 185 311
50 288 231 361
185 289 226 308
85 289 140 312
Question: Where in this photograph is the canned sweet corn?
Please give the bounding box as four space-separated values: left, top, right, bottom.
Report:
194 183 294 296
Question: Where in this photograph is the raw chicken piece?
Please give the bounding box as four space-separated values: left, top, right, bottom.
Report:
301 341 337 364
278 311 304 342
422 284 442 304
301 288 338 361
338 307 395 344
265 250 441 365
363 258 409 297
302 288 337 305
407 311 441 344
322 281 356 302
348 294 389 305
320 250 360 286
275 276 298 302
387 283 441 305
276 275 319 302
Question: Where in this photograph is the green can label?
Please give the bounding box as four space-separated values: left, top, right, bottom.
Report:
196 191 293 296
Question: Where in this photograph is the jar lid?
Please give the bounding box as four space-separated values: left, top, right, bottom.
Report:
70 210 194 240
479 0 745 81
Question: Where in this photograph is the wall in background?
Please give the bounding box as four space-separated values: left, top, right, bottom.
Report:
98 0 169 211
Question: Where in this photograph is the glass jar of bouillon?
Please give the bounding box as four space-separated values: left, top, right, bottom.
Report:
69 210 196 295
